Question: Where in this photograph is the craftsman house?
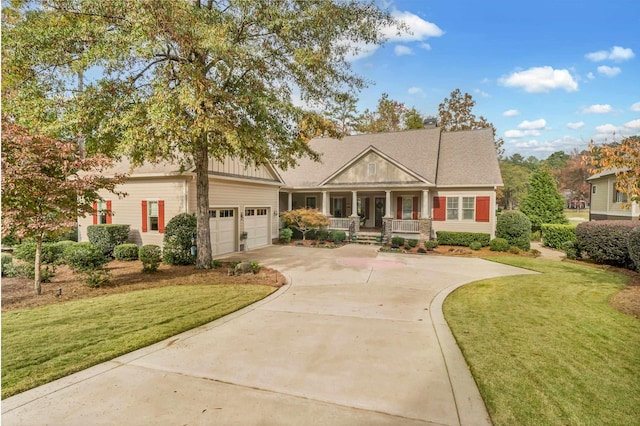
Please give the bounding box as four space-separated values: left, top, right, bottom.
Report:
79 127 503 255
587 169 639 220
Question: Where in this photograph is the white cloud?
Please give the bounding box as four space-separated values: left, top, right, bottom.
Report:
505 129 541 138
597 65 621 77
515 140 540 148
517 119 547 130
394 45 413 56
624 119 640 130
586 46 635 62
631 102 640 112
474 88 490 98
582 104 612 114
587 72 596 80
420 43 431 51
595 123 619 134
407 86 423 95
567 121 585 130
499 66 578 93
503 109 520 117
384 10 445 42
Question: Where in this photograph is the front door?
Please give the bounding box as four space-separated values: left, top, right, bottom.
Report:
374 197 385 228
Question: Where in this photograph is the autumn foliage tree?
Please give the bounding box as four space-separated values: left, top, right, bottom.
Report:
280 209 330 240
585 136 640 209
1 121 124 295
356 93 410 133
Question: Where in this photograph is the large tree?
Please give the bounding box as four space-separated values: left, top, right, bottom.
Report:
356 93 409 133
560 149 590 208
3 0 397 268
1 120 124 295
437 88 504 158
585 136 640 207
519 166 568 232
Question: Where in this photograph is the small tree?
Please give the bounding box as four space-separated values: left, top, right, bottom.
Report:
1 121 125 295
519 166 568 232
280 209 330 241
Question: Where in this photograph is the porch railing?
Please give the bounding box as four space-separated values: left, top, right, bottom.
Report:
328 218 351 230
391 219 419 233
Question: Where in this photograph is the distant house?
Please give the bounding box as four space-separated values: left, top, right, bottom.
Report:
80 127 503 255
277 127 503 242
587 169 639 220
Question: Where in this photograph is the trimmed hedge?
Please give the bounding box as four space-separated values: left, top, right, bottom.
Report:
329 230 346 243
469 241 482 250
435 231 490 247
87 224 130 257
279 228 293 243
391 236 405 246
162 213 197 265
541 224 577 249
63 242 109 272
139 245 162 273
424 240 439 249
489 238 510 252
113 244 139 261
576 221 637 268
628 227 640 272
496 211 531 251
1 253 14 277
13 241 72 265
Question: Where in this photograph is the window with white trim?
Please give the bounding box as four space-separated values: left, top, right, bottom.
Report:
592 185 597 194
446 197 459 220
402 197 413 220
462 197 475 220
220 209 234 218
98 200 108 224
148 201 159 231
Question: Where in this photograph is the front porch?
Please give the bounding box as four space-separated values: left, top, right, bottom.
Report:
327 216 431 244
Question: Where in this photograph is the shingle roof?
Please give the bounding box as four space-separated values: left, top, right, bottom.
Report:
278 127 502 188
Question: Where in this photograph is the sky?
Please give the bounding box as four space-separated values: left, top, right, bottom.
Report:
347 0 640 159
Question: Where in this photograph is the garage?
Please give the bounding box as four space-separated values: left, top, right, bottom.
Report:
209 208 237 255
243 207 270 250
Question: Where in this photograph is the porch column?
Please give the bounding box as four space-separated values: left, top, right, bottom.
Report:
384 190 392 218
287 192 292 211
322 191 328 215
421 189 430 218
350 190 358 217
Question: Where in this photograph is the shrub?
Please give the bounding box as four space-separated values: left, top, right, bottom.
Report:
529 249 541 257
508 246 522 255
139 245 162 273
435 231 490 247
541 224 576 249
530 230 541 242
162 213 197 265
424 240 439 249
562 240 581 260
316 229 330 241
489 238 510 252
329 231 346 243
576 221 636 268
212 259 222 268
469 241 482 251
14 242 67 265
628 227 640 272
2 253 14 277
279 228 293 244
391 236 405 246
407 239 418 248
250 261 261 274
87 224 130 257
496 211 531 251
64 242 109 272
84 269 112 288
114 244 139 261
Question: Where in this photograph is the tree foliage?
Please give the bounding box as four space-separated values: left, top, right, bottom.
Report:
559 149 590 207
280 209 330 240
3 0 397 268
519 166 568 232
356 93 410 133
585 136 640 207
1 120 124 294
437 88 504 158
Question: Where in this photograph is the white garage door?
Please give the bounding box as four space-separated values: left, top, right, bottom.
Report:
244 207 270 250
209 208 237 255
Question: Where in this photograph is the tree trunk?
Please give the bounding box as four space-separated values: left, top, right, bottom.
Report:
34 235 42 295
194 136 213 268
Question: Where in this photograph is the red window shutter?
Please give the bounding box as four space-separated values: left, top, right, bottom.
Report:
106 200 112 224
396 197 402 219
92 202 98 225
412 197 418 220
433 197 446 221
141 200 148 232
476 196 490 222
158 200 165 234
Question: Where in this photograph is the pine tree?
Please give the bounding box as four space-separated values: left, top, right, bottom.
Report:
519 166 568 232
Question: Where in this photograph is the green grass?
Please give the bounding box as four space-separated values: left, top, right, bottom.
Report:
564 208 589 221
2 285 275 398
444 257 640 426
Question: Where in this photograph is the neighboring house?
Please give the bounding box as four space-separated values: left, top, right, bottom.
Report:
80 126 503 255
587 169 639 220
78 157 283 256
277 127 503 242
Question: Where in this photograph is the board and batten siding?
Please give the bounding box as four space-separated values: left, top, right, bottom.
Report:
79 177 190 247
209 156 276 181
431 189 497 238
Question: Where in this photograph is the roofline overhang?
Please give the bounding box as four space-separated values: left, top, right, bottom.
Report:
434 183 504 188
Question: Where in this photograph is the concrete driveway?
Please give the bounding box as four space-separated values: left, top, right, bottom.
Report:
2 245 533 426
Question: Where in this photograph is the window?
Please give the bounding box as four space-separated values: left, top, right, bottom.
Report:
245 208 255 216
256 208 267 215
447 197 459 220
592 185 597 195
220 209 234 218
98 200 108 224
209 210 217 218
148 201 159 231
462 197 475 220
331 198 344 217
305 196 316 209
402 197 413 220
613 188 627 203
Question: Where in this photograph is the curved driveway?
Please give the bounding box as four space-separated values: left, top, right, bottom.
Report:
3 245 533 426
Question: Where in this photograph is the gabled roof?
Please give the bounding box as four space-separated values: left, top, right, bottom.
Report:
586 168 629 181
278 127 502 188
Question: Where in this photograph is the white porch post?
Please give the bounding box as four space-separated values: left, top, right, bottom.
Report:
421 189 430 218
384 190 392 218
350 190 358 217
287 192 292 211
322 191 328 215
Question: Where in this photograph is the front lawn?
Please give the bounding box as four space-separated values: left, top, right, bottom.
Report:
443 257 640 426
2 284 275 398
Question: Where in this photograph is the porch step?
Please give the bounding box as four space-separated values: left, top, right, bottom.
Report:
352 232 383 245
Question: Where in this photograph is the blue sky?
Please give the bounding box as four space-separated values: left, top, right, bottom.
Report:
348 0 640 158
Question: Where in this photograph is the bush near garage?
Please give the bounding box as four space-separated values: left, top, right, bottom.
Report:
162 213 197 265
496 211 531 251
541 224 576 249
576 221 637 269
